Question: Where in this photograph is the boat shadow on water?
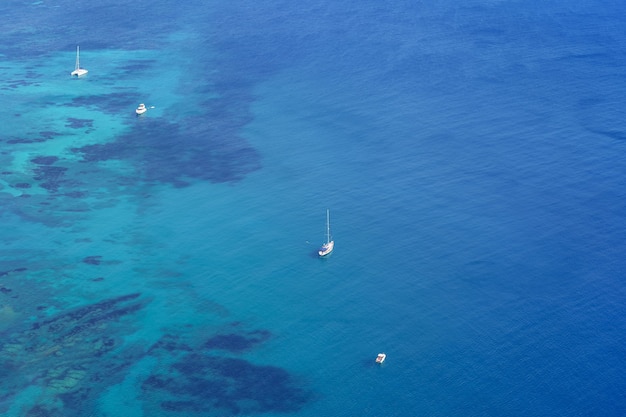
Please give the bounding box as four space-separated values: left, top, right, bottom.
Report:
310 249 333 259
304 242 334 259
359 357 387 368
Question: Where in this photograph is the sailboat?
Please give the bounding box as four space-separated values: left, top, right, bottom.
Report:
318 209 334 257
70 46 88 77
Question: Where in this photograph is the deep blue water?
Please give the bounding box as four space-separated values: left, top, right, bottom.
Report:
1 1 625 416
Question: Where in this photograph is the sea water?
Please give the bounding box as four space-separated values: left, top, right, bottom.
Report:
0 1 625 416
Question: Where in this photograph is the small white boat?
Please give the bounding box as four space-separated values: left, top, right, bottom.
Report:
136 103 147 115
70 46 88 77
376 353 386 364
318 209 334 257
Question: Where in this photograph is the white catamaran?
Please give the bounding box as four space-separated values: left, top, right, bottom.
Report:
71 46 88 77
318 209 334 257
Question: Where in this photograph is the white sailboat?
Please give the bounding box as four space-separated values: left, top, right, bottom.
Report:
318 209 334 257
70 46 88 77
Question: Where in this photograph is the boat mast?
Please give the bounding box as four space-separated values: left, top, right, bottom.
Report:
326 209 331 244
75 46 80 70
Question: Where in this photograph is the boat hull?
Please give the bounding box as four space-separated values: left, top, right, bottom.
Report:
318 241 334 257
71 69 88 77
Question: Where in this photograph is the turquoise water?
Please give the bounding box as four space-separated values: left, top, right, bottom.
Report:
1 1 626 416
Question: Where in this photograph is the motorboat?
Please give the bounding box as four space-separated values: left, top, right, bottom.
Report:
136 103 147 115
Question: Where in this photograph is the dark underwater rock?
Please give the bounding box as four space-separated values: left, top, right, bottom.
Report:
142 354 310 415
31 156 59 165
82 256 102 265
204 329 271 353
0 292 149 416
